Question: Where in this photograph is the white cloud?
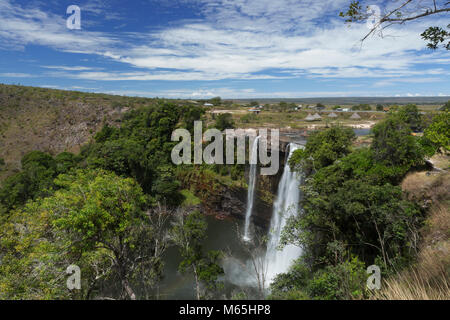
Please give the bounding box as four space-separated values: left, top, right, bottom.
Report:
373 77 443 87
0 0 448 83
0 0 118 53
41 65 97 71
0 72 34 77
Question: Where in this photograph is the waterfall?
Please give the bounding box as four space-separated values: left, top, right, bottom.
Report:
243 136 260 241
265 143 303 283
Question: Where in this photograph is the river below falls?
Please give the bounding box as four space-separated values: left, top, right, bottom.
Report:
157 216 256 300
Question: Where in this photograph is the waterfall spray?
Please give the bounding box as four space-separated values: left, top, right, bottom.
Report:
243 136 260 241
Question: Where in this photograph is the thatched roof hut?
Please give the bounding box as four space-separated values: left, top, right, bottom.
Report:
328 112 338 118
305 114 316 121
350 112 361 119
313 113 322 119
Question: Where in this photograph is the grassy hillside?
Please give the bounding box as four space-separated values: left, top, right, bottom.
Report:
0 84 160 181
374 169 449 299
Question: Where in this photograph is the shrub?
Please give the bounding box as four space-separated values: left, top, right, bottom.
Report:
371 117 425 168
215 113 235 131
308 256 367 300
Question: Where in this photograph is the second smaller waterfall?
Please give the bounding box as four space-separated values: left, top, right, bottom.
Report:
243 136 260 241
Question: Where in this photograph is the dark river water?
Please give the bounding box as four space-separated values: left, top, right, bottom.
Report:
158 216 254 300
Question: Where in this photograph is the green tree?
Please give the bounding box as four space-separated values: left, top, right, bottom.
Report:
440 101 450 111
395 104 423 132
170 210 224 300
181 105 206 132
278 101 288 112
215 113 235 131
240 113 257 124
54 152 81 174
0 169 165 300
210 97 222 106
282 173 423 270
284 119 425 274
316 103 326 109
0 151 58 211
371 117 425 168
423 112 450 152
289 126 356 175
268 259 310 300
83 102 195 206
307 256 367 300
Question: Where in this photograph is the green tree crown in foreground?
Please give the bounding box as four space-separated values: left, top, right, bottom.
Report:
0 169 162 300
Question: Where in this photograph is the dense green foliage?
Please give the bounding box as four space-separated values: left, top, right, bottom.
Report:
0 99 222 300
423 112 450 152
0 151 81 212
215 113 235 131
0 169 161 299
82 102 205 206
289 126 356 175
371 117 425 169
269 256 368 300
393 104 424 132
209 97 222 106
0 102 205 211
273 108 434 300
440 101 450 111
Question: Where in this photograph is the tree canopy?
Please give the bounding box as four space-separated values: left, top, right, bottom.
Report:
0 169 165 300
289 126 356 175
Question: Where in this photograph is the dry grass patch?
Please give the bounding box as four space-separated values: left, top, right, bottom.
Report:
374 172 450 300
402 171 450 205
373 193 449 300
429 153 450 170
373 205 449 300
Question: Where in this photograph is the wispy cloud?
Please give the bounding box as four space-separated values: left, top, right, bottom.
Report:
41 65 97 71
0 72 34 77
0 0 118 52
0 0 448 87
374 77 444 87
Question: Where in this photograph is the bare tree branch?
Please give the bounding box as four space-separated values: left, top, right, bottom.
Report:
340 0 450 49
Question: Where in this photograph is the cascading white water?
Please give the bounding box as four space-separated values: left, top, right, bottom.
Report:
265 143 303 283
243 136 260 241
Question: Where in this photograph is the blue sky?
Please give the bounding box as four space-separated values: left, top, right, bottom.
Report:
0 0 449 98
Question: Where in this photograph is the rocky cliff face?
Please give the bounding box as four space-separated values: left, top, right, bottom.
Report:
194 149 288 227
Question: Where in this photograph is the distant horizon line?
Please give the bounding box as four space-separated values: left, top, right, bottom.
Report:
1 83 449 101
